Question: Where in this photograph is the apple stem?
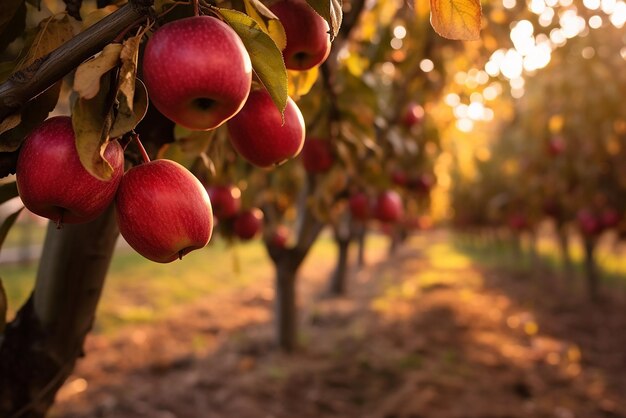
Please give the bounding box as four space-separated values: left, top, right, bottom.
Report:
56 211 64 230
133 133 151 164
178 250 184 260
193 0 199 16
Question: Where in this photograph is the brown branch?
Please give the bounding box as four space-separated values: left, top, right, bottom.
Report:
0 0 154 122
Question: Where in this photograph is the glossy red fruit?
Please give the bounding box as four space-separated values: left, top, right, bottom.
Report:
270 225 289 248
207 184 241 220
234 208 264 240
391 169 408 187
508 213 528 231
577 209 601 236
547 136 566 157
410 173 435 195
16 116 124 225
601 207 621 229
269 0 331 70
349 192 371 221
374 191 404 223
227 89 305 167
402 103 424 128
301 137 333 173
116 160 213 263
142 16 252 130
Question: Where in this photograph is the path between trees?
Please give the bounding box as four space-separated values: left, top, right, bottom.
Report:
52 230 626 418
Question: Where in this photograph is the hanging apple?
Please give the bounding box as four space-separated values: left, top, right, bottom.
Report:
142 16 252 131
227 89 305 167
116 159 213 263
16 116 124 226
269 0 331 70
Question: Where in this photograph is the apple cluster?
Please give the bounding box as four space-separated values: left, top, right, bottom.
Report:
16 117 213 264
141 1 331 168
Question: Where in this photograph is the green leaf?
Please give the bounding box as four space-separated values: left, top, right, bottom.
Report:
0 182 18 205
218 8 288 114
0 277 6 334
74 43 123 100
0 206 23 254
72 73 116 181
430 0 482 41
306 0 342 40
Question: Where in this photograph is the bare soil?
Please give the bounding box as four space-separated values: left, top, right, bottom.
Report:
52 231 626 418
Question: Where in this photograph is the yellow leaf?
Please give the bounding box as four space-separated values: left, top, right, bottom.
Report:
82 5 118 30
430 0 481 41
74 43 123 99
17 15 74 71
287 67 318 99
243 0 287 50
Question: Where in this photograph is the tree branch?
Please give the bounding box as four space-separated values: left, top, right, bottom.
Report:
0 0 154 122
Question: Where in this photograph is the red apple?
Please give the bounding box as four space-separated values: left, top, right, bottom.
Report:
269 0 331 70
391 169 408 187
547 136 566 157
374 191 404 223
301 137 333 173
207 184 241 220
227 89 305 167
577 209 601 236
234 208 264 240
115 159 213 263
402 103 424 128
16 116 124 225
507 213 528 231
269 225 289 248
349 192 371 221
601 207 621 229
142 16 252 130
409 173 435 195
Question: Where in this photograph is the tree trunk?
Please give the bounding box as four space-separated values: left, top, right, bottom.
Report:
583 237 599 302
329 237 350 296
356 224 366 268
557 227 573 278
274 259 298 352
0 204 118 418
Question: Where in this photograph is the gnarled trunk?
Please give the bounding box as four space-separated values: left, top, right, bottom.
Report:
583 237 599 302
329 237 350 296
274 259 298 352
0 204 118 418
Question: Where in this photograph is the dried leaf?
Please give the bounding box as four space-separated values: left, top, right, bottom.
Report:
243 0 287 50
0 114 21 136
74 43 123 99
81 5 118 30
117 29 146 112
110 78 148 138
430 0 481 41
0 182 18 205
72 73 115 180
0 81 62 152
0 206 23 255
17 15 74 71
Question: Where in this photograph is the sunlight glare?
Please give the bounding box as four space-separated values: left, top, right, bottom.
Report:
457 118 474 132
610 2 626 27
500 49 524 79
445 93 461 106
583 0 601 9
503 0 516 9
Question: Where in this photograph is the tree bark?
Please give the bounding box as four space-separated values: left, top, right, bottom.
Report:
329 237 350 296
274 258 298 352
0 204 118 418
583 237 599 302
356 224 366 268
557 227 573 278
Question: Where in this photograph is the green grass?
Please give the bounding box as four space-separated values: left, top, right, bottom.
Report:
452 231 626 287
1 231 387 335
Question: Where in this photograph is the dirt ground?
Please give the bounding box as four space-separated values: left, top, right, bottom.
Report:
52 231 626 418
